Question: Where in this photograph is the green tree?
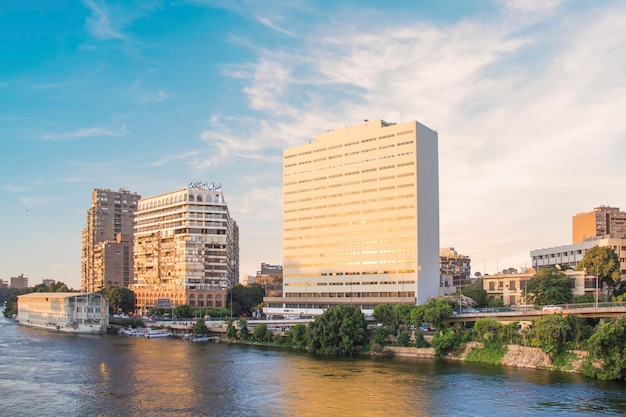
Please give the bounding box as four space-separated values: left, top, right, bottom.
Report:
238 318 249 340
226 319 236 339
306 305 367 356
572 294 595 304
229 284 265 316
174 304 193 319
414 331 430 348
396 331 411 347
531 314 569 358
583 317 626 380
474 318 502 347
289 323 307 348
394 304 412 326
410 297 454 330
98 286 136 314
457 282 488 308
253 324 270 342
193 319 208 335
576 246 621 298
526 267 572 306
373 303 396 325
371 327 389 346
432 330 461 357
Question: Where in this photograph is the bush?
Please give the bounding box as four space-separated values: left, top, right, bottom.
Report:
414 331 430 348
582 317 626 380
289 323 307 348
371 327 389 346
253 324 270 342
396 331 411 347
306 305 367 356
432 330 461 358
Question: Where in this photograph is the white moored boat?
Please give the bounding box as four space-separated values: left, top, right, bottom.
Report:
144 328 173 338
16 292 109 334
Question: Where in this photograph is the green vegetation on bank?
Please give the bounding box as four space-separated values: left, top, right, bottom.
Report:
222 296 626 382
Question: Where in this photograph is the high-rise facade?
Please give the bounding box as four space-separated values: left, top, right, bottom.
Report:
439 247 471 279
264 119 440 316
572 206 626 244
131 183 238 312
81 188 140 292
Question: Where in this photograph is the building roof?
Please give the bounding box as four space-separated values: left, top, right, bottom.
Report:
18 292 99 299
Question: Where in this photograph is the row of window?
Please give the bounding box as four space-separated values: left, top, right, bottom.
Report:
284 291 415 298
285 130 415 160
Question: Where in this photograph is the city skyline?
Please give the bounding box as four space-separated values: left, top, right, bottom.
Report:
2 1 626 289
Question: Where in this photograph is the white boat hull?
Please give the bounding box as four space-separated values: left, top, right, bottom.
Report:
17 320 106 334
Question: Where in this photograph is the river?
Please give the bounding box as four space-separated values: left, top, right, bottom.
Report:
1 316 625 416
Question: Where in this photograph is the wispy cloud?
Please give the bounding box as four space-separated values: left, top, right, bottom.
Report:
150 151 200 167
20 195 59 208
82 0 127 40
42 123 128 141
200 1 626 271
256 16 294 37
82 0 159 41
3 185 28 193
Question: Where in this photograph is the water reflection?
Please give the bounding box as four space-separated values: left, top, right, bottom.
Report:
1 317 625 417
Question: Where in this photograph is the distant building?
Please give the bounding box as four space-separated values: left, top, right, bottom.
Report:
81 188 141 292
573 206 626 244
131 183 238 312
265 119 440 316
254 263 283 298
0 280 8 289
530 236 626 276
41 278 55 287
10 273 29 288
483 268 601 306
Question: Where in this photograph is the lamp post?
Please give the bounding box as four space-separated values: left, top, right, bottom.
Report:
595 251 599 309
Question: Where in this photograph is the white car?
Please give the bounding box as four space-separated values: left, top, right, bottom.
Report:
542 305 563 311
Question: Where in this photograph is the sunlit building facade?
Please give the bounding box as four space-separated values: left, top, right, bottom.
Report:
81 188 140 292
572 206 626 244
131 183 238 312
264 119 440 316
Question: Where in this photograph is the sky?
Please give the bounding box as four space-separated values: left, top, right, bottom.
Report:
1 0 625 290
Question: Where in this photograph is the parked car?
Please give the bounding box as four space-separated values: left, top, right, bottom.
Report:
542 305 563 311
462 308 480 313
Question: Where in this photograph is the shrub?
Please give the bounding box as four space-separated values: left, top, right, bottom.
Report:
396 331 411 347
414 331 430 348
432 330 461 358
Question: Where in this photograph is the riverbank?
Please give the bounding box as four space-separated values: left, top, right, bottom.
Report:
383 343 588 373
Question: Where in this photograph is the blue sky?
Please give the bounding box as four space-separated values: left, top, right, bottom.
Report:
2 0 625 289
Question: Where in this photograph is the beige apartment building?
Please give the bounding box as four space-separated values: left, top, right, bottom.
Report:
81 188 140 292
264 119 440 316
130 183 238 313
483 269 602 306
573 206 626 244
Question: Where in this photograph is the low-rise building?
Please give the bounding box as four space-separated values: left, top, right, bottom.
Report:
10 273 29 288
530 236 626 276
482 269 602 306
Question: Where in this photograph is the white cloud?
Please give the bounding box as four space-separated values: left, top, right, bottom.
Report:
42 123 128 140
3 185 28 193
202 1 626 273
501 0 563 13
150 151 200 168
20 195 59 208
82 0 127 40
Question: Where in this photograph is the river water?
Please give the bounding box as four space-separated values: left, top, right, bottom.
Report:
1 316 625 417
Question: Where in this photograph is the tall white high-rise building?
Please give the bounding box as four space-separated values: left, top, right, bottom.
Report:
264 119 440 316
131 183 238 312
